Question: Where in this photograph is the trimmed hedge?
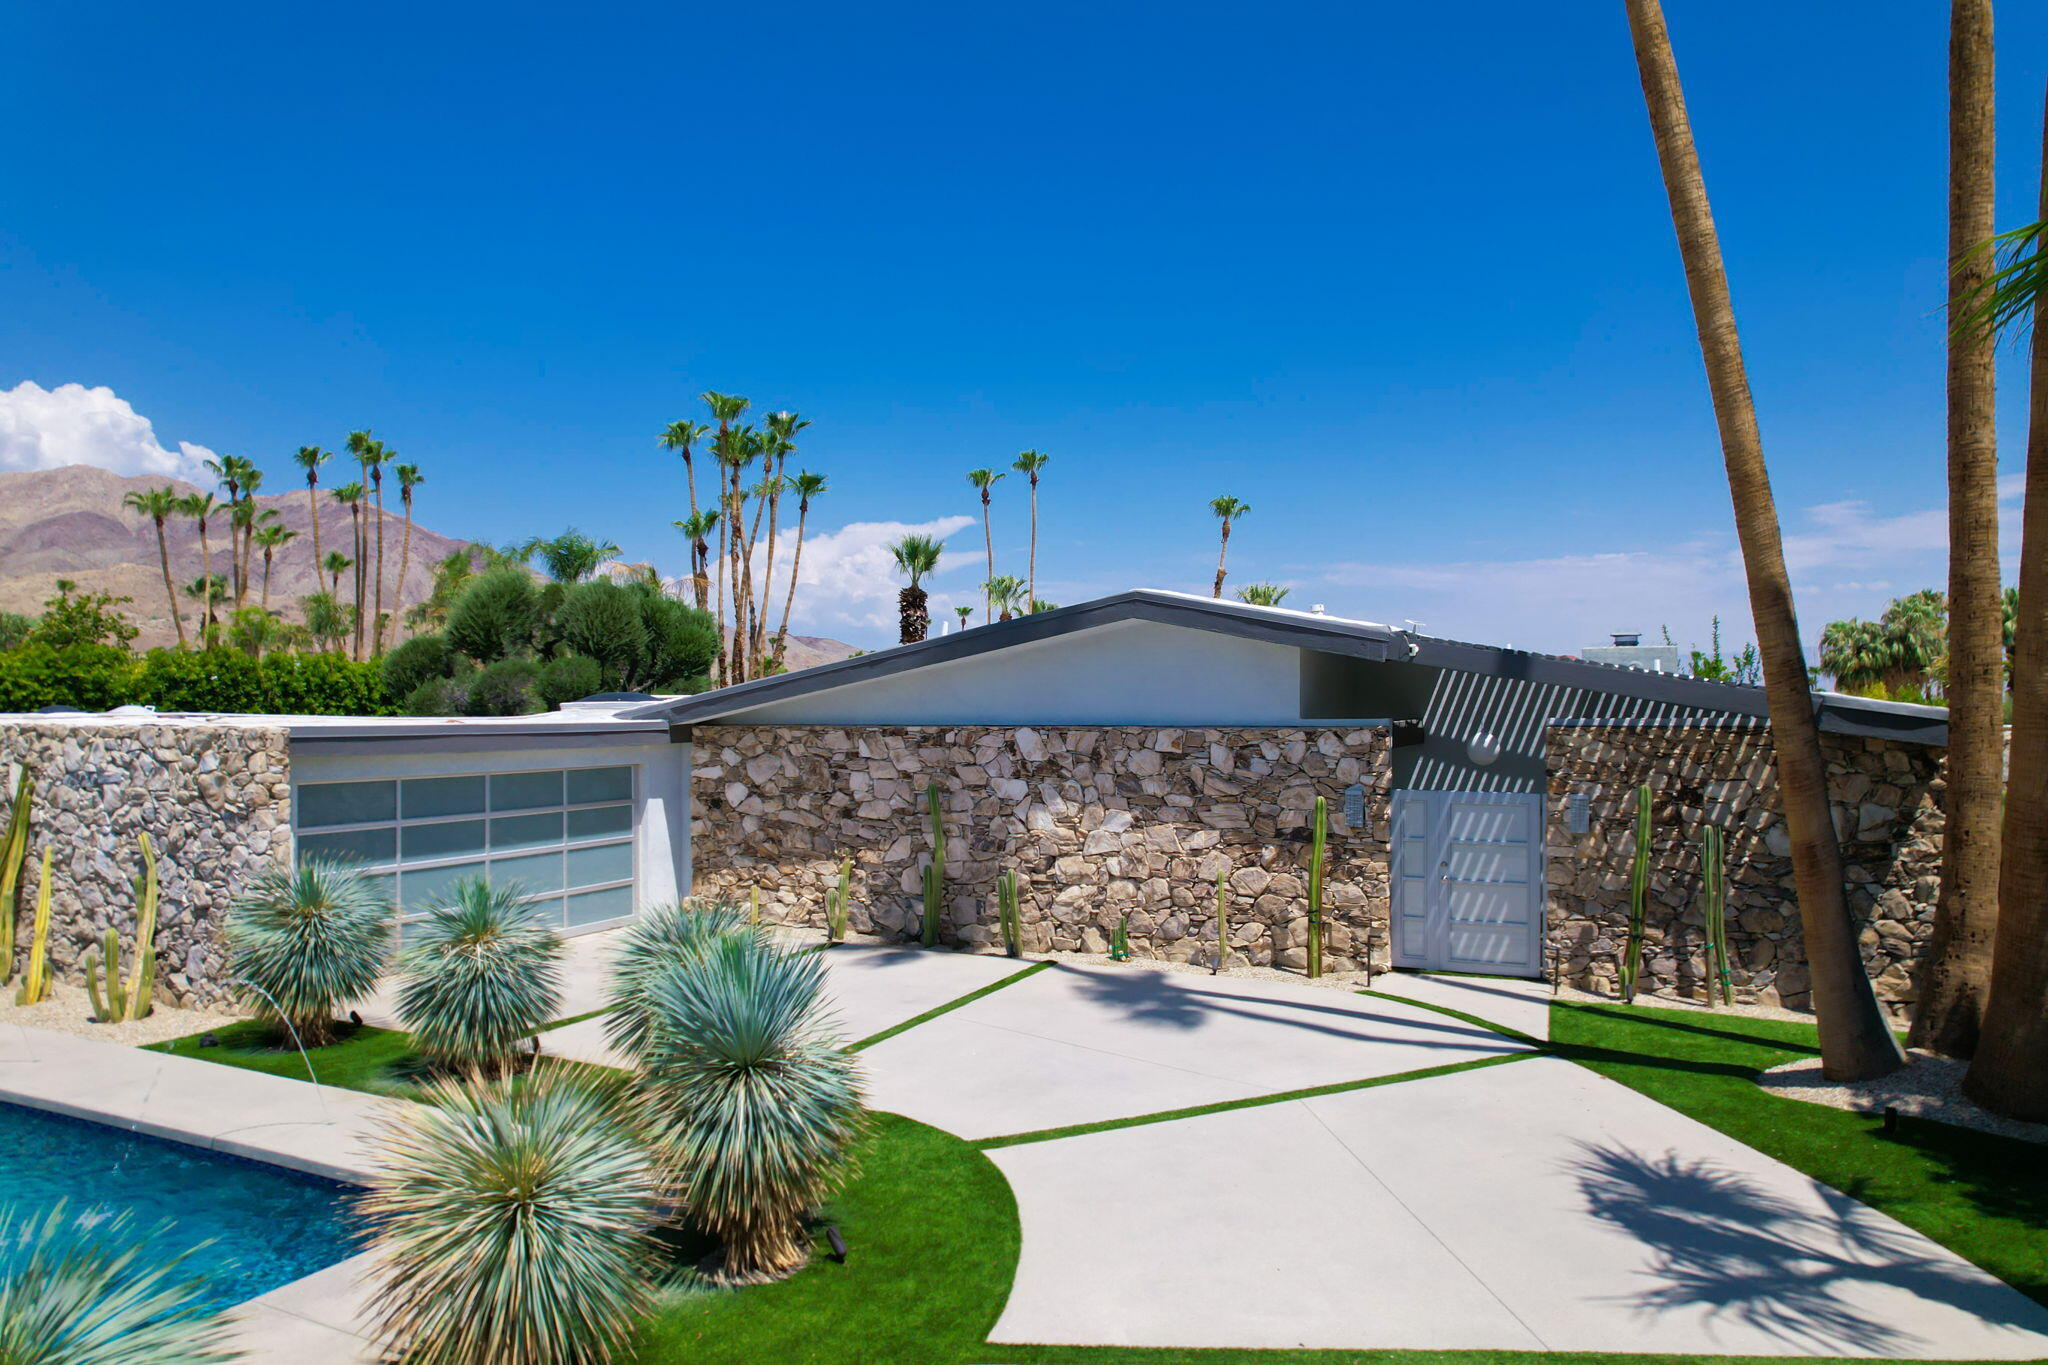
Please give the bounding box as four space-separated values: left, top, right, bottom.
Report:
0 646 397 717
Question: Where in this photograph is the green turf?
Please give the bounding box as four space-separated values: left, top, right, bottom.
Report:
1549 1000 2048 1309
147 1017 613 1098
628 1112 1019 1365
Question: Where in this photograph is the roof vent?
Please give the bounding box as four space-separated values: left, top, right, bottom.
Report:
1310 604 1327 616
1610 632 1641 648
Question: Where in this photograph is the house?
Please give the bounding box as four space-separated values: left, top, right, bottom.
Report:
0 590 1951 1015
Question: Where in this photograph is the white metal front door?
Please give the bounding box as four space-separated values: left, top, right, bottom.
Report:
1390 790 1544 977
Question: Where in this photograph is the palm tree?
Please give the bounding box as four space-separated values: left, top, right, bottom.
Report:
1818 617 1890 695
953 604 973 632
234 460 265 607
331 481 367 659
392 463 424 643
967 468 1005 623
294 445 331 575
888 534 943 644
365 443 393 653
1209 496 1249 598
673 509 719 612
757 412 809 662
774 471 828 663
176 492 221 636
122 485 186 648
301 590 351 653
984 575 1027 622
1012 451 1049 613
701 392 751 684
1236 582 1291 607
252 523 297 612
323 550 353 598
1623 0 1902 1080
181 574 228 642
660 418 710 524
1963 96 2048 1119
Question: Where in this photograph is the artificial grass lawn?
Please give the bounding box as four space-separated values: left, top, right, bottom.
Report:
146 1017 613 1098
1548 1000 2048 1310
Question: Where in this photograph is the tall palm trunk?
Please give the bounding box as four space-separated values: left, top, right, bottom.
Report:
776 501 812 658
756 455 783 662
1966 88 2048 1121
1027 471 1040 611
1623 0 1902 1079
1212 524 1231 598
746 475 770 666
351 503 366 661
153 516 187 648
1916 0 2002 1058
712 437 732 687
260 546 275 612
980 494 995 624
372 474 387 655
196 521 216 638
394 497 416 644
307 481 323 574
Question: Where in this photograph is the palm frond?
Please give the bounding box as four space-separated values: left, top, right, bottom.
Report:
1953 218 2047 342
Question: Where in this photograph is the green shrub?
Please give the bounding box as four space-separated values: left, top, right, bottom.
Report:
403 677 464 717
639 596 719 690
638 934 864 1281
601 900 760 1064
536 653 604 709
0 613 32 651
224 860 396 1046
397 878 563 1074
0 1204 239 1363
383 633 454 697
129 648 263 712
0 643 134 712
445 568 538 663
462 656 541 717
359 1070 661 1365
555 581 647 684
28 586 138 650
262 652 393 715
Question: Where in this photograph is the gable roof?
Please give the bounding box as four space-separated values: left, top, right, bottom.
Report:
626 588 1949 744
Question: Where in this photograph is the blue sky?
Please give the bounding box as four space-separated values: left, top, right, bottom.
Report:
3 2 2043 651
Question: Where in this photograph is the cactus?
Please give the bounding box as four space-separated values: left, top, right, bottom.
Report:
921 781 944 948
750 885 761 926
1108 913 1131 962
996 870 1023 957
1212 865 1231 974
825 856 852 943
1701 823 1732 1007
0 763 32 985
86 834 159 1023
1306 795 1328 979
1620 784 1653 1004
14 848 53 1006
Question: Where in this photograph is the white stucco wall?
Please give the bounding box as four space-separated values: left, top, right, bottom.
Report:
289 739 691 909
717 619 1310 726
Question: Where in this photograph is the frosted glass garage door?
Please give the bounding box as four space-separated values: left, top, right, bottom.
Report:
295 765 636 931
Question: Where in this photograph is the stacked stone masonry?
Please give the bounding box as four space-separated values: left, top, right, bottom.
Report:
1544 722 1946 1016
0 723 290 1008
690 725 1395 971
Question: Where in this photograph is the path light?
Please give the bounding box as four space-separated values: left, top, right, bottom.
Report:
824 1224 848 1263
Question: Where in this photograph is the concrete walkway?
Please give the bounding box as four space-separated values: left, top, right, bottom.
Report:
0 1023 389 1362
860 961 1529 1139
986 1055 2048 1359
1367 969 1553 1039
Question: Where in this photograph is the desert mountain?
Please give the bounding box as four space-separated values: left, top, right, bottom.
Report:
0 466 866 669
0 465 470 649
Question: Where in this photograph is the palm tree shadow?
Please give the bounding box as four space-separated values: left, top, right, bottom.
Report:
1568 1140 2038 1355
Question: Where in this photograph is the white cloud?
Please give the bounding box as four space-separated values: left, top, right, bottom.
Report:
716 514 978 636
0 381 216 482
1313 481 2028 657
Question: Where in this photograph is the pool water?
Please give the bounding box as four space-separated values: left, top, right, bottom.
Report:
0 1100 366 1309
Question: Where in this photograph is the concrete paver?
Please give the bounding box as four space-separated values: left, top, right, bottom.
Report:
860 961 1527 1139
1366 969 1552 1039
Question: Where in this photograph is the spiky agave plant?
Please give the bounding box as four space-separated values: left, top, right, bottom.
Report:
600 899 759 1065
358 1070 663 1365
637 935 865 1282
397 878 564 1075
0 1203 238 1364
223 858 393 1045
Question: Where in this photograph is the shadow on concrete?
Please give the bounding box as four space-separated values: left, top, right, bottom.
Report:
1569 1139 2032 1355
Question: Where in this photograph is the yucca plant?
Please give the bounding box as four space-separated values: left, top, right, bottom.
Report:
396 878 564 1075
224 859 394 1046
637 934 864 1282
601 899 758 1065
1620 783 1653 1004
358 1070 663 1365
0 1203 238 1364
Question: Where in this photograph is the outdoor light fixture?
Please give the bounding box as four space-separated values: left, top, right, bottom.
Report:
1467 732 1502 766
825 1224 848 1263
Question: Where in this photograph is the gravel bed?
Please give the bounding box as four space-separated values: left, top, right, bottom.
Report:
0 981 235 1047
1759 1049 2048 1144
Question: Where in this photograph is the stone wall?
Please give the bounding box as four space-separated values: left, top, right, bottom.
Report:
690 725 1395 970
0 722 291 1007
1544 722 1944 1016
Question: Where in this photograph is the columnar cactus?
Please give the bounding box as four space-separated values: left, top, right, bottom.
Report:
0 764 32 985
14 848 54 1006
1212 864 1231 974
920 781 944 948
1306 795 1328 979
1621 783 1653 1003
825 857 852 944
86 833 160 1023
996 870 1023 958
1701 823 1731 1006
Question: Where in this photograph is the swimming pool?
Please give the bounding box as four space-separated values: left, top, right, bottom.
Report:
0 1100 366 1309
